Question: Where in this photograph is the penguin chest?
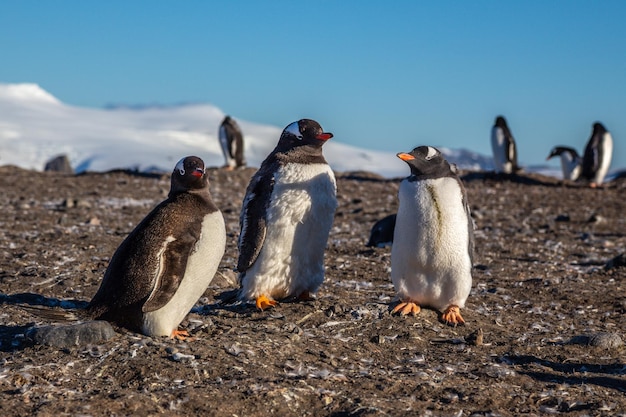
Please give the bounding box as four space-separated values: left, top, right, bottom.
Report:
243 163 337 298
142 211 226 337
594 133 613 184
391 178 472 310
491 127 513 173
560 154 581 181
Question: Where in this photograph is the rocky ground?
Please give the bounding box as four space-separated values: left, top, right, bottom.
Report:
0 164 624 416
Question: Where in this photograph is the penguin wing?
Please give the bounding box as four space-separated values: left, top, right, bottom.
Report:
582 135 601 176
142 228 199 312
236 170 274 272
460 179 475 265
506 135 519 169
87 200 195 317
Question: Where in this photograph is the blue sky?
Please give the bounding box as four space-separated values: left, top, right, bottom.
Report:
1 1 625 170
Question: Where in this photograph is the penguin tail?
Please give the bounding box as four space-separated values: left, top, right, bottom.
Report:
215 288 241 305
20 304 82 323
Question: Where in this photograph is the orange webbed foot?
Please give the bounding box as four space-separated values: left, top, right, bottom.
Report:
256 294 278 310
170 329 191 341
441 305 465 326
392 301 421 316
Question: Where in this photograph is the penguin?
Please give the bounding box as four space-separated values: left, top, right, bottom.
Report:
218 115 246 170
391 146 474 325
581 122 613 187
490 116 521 174
366 214 397 248
546 146 582 181
87 156 226 338
236 119 337 310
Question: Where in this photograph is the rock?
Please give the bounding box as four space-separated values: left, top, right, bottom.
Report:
44 154 74 174
568 332 623 350
27 321 116 347
466 328 484 346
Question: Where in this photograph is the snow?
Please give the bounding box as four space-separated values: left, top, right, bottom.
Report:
0 83 497 178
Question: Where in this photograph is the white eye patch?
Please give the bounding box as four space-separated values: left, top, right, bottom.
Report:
425 146 438 160
285 121 303 139
175 157 186 175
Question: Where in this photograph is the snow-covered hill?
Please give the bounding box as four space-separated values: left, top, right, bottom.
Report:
0 83 493 177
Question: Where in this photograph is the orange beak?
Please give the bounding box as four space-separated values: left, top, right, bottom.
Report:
397 153 415 161
316 132 333 141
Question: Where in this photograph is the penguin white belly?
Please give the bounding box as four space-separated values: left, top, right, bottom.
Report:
391 178 472 311
491 127 511 174
594 133 613 184
560 154 581 181
219 126 235 167
241 163 337 300
142 211 226 337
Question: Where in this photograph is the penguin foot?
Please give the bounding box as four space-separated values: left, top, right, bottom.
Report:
441 305 465 326
256 294 278 311
170 329 191 340
392 301 421 316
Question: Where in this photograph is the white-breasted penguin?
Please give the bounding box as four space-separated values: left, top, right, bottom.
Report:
87 156 226 338
490 116 521 174
236 119 337 310
391 146 474 325
546 146 582 181
218 115 246 170
581 122 613 187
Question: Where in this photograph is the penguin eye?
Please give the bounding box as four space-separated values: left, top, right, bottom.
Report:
178 167 185 175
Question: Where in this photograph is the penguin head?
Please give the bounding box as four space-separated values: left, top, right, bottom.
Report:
592 122 607 135
170 156 208 195
397 146 453 177
547 146 579 161
278 119 333 150
495 116 507 128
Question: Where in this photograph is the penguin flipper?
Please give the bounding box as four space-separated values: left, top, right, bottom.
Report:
236 171 274 273
142 231 198 312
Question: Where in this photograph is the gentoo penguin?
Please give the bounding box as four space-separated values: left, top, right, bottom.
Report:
218 115 246 170
236 119 337 310
490 115 521 174
546 146 581 181
581 122 613 187
391 146 474 325
366 214 397 248
87 156 226 338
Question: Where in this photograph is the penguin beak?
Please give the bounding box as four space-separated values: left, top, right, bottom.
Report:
397 153 415 161
191 168 204 178
316 132 333 141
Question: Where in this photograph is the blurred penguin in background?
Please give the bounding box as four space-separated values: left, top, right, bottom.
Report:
218 115 246 170
490 116 521 174
546 146 581 181
581 122 613 187
366 214 396 248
